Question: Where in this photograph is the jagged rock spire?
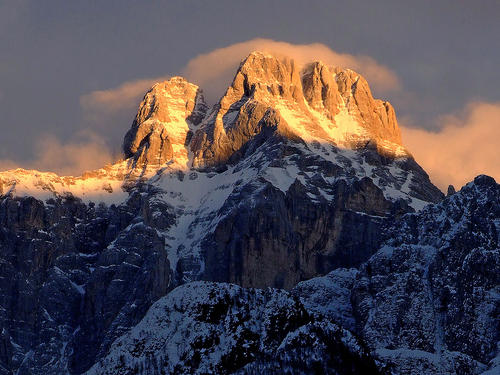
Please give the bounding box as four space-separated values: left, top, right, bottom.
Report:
123 77 207 172
124 52 406 171
302 61 402 146
189 52 406 168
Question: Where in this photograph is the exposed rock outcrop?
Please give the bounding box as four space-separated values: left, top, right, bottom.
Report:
83 175 499 375
302 61 401 146
190 52 405 169
0 190 174 374
123 77 208 173
202 173 392 289
352 175 500 374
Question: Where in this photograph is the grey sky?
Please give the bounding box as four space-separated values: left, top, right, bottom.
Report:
1 0 499 166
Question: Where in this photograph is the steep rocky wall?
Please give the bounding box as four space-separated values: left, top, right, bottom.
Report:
123 77 208 173
351 175 500 374
202 175 392 290
0 191 173 374
190 52 405 169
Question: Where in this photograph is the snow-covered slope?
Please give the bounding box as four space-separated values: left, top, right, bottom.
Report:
0 162 130 205
351 175 500 374
85 281 383 375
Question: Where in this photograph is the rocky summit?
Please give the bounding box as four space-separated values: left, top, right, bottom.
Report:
0 51 497 375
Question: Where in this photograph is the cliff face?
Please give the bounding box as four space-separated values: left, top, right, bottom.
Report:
351 175 500 374
87 176 500 375
123 77 208 173
0 51 459 374
107 51 442 290
190 52 404 169
0 190 173 374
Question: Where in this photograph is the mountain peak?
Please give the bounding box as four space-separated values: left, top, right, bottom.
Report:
0 51 420 203
122 76 208 173
119 52 406 172
227 50 305 105
188 51 406 168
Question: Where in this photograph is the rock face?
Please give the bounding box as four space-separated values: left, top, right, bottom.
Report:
190 52 405 169
202 173 392 289
85 176 500 375
302 61 402 147
0 190 173 374
0 50 468 374
351 175 500 374
123 77 208 173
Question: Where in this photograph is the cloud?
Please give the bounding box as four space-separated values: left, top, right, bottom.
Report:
0 130 116 176
80 39 400 117
402 101 500 191
182 38 401 104
79 76 169 156
80 76 168 115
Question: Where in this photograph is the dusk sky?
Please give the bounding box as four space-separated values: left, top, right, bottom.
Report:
1 0 499 189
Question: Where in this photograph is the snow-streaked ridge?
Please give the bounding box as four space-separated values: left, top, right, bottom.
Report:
0 161 130 205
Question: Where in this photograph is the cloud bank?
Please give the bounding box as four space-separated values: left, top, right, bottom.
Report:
80 38 400 116
80 77 168 115
0 131 116 176
402 101 500 191
182 38 401 104
79 76 169 158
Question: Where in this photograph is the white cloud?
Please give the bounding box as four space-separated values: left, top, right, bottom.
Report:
0 130 116 176
79 76 170 156
402 101 500 191
80 76 168 114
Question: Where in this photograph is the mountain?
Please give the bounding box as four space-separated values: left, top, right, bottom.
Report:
86 175 500 375
351 175 500 374
0 51 496 375
86 280 383 375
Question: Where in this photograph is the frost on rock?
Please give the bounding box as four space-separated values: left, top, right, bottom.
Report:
292 268 358 331
86 282 383 375
352 175 500 375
